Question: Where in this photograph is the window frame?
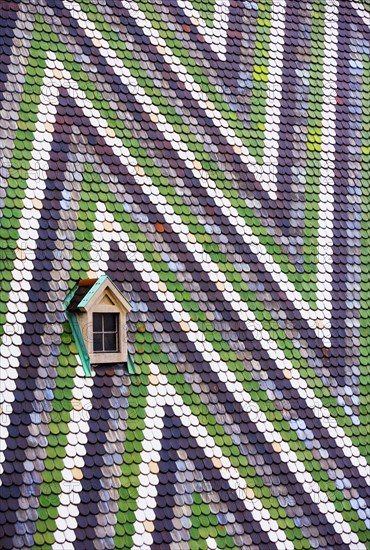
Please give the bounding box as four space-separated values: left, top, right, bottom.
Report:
84 302 126 364
92 311 119 353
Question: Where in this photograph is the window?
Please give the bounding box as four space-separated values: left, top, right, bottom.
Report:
65 276 131 372
93 312 119 352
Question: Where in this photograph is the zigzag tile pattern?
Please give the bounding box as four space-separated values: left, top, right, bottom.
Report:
0 0 369 548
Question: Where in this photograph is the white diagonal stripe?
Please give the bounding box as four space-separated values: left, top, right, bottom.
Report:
177 0 230 59
87 213 367 547
52 363 94 550
315 0 339 345
351 1 370 27
0 63 60 477
262 0 286 177
131 383 165 550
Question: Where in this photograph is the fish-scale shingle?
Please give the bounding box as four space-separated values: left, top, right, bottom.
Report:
0 0 369 548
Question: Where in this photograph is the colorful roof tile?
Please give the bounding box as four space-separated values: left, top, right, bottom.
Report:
0 0 369 548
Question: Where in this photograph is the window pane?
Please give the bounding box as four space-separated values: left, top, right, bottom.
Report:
93 313 119 354
103 313 117 332
93 313 102 331
93 333 103 352
104 332 117 352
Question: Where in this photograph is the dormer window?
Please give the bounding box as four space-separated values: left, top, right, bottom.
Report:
65 276 131 373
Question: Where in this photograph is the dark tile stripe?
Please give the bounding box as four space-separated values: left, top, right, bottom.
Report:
330 8 363 401
0 1 21 106
273 2 314 256
152 405 279 549
73 369 116 549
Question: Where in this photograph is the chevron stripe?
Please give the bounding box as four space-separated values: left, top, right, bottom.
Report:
46 0 338 302
2 52 368 494
0 2 369 547
132 364 295 550
0 76 56 476
29 69 362 471
58 70 368 487
65 0 279 200
86 207 367 546
73 168 318 541
40 50 330 344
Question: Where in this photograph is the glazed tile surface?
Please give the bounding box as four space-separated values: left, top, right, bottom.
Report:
0 0 369 548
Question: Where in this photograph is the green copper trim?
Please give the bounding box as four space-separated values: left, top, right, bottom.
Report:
127 352 135 375
64 284 92 376
65 310 92 377
77 275 109 309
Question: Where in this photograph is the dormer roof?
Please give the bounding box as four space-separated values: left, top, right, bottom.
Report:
66 276 131 313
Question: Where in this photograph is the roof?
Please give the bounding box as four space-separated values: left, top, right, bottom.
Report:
1 0 369 549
